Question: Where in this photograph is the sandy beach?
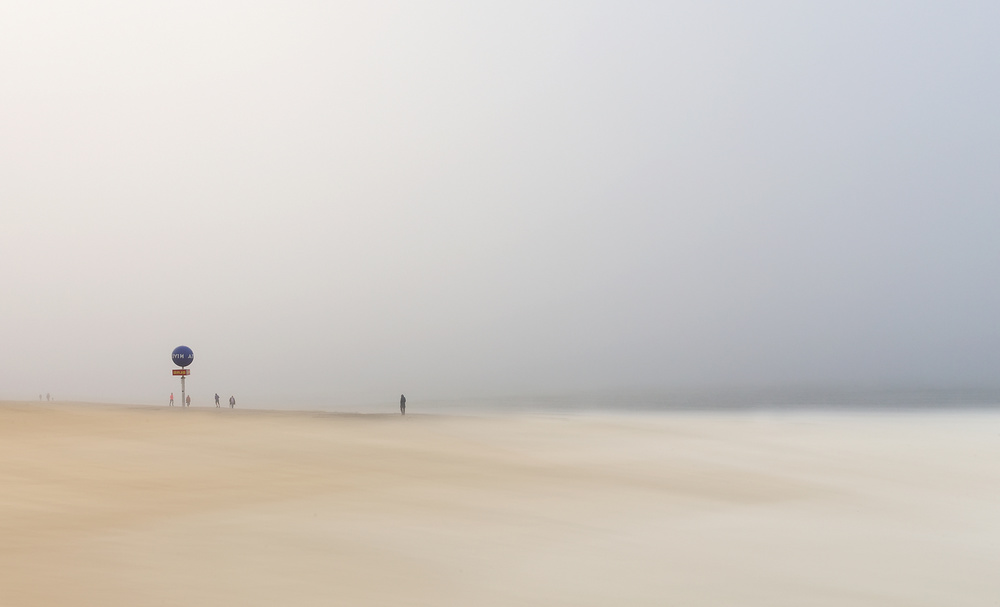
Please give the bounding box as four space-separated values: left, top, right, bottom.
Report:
0 401 997 606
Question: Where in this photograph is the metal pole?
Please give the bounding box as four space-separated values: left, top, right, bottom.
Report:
182 375 186 407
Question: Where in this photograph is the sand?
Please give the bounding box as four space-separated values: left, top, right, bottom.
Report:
0 401 997 606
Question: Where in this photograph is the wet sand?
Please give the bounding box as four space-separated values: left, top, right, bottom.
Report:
0 401 997 606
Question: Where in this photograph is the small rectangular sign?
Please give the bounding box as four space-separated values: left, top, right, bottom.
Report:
172 369 190 376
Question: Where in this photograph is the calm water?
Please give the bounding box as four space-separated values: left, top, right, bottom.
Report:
405 386 1000 415
199 386 1000 414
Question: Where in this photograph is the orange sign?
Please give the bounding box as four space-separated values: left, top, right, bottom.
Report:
172 369 190 376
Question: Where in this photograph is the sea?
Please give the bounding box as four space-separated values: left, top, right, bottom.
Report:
319 386 1000 415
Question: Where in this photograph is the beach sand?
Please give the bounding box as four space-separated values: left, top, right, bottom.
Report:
0 401 997 606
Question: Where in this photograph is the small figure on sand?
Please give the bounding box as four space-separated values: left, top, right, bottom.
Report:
215 393 220 408
229 395 235 409
46 393 51 402
169 393 174 407
400 394 406 415
185 395 191 407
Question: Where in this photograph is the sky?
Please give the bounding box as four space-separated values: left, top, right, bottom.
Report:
1 1 998 407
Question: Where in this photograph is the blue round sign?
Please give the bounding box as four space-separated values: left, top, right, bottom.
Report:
172 346 194 368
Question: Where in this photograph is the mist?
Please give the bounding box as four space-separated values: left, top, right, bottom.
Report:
2 1 998 407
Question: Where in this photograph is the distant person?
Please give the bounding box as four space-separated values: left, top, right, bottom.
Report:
215 393 220 408
169 393 174 407
185 395 191 407
39 394 43 401
229 395 235 408
46 393 51 402
400 394 406 415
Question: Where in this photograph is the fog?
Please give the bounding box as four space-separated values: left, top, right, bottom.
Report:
2 1 998 407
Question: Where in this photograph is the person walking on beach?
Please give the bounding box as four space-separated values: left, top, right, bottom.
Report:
229 395 235 409
215 393 220 408
185 395 191 407
169 393 174 406
400 394 406 415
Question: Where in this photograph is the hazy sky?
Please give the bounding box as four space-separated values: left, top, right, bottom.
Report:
2 1 998 406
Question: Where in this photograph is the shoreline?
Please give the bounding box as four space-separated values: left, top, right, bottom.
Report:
4 398 998 418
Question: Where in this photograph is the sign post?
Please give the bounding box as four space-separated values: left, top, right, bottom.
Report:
171 346 194 407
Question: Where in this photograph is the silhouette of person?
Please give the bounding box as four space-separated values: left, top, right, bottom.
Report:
400 394 406 415
229 395 235 408
185 395 191 407
169 393 174 406
46 393 51 402
215 393 220 408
